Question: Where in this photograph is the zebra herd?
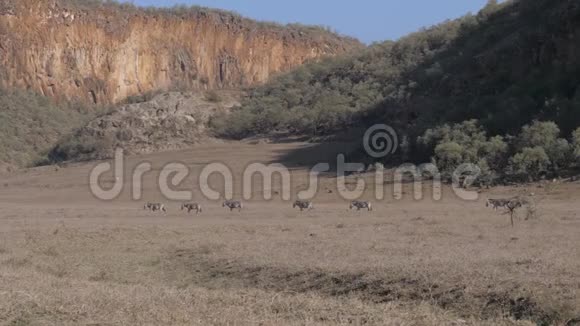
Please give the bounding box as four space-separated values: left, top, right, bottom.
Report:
143 200 373 214
145 197 519 215
290 200 372 211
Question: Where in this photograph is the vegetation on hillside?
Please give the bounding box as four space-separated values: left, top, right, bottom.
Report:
210 2 513 139
3 0 579 181
574 128 580 163
0 89 100 167
390 0 580 136
210 17 469 138
47 90 242 163
57 0 357 43
211 0 580 181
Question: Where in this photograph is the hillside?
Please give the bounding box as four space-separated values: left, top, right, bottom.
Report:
212 0 580 181
49 90 242 162
0 0 361 167
0 0 361 104
0 89 98 168
214 0 580 138
209 5 491 139
385 0 580 137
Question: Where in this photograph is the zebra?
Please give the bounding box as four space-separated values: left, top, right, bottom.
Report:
181 203 202 214
222 200 243 212
506 198 523 210
349 200 372 211
485 198 511 210
144 202 166 213
292 200 313 211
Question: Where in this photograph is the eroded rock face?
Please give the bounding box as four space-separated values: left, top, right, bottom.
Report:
74 91 241 158
0 0 361 104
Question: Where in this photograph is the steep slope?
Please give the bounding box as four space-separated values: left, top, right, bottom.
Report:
213 0 580 141
210 16 469 138
389 0 580 137
208 0 580 181
0 89 97 167
0 0 361 104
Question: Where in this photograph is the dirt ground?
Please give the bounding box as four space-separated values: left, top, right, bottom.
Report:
0 142 579 325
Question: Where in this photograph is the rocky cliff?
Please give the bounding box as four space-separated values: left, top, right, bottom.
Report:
0 0 361 104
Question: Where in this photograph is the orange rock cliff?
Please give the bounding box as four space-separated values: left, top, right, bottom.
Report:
0 0 362 104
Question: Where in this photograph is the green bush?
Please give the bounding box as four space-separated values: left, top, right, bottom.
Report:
123 90 164 104
208 109 255 139
418 120 577 183
204 91 222 103
547 138 573 170
481 136 509 171
516 121 560 150
418 120 488 157
418 120 508 181
433 142 464 173
573 127 580 161
49 134 115 163
516 121 573 171
509 147 551 180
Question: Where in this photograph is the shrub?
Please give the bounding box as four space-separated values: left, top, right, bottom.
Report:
418 120 487 157
509 147 550 180
49 134 115 162
474 159 499 187
547 138 573 171
516 121 573 171
418 120 508 183
433 141 464 173
208 109 254 139
123 90 164 104
116 129 133 142
204 90 222 103
573 127 580 162
416 119 579 183
516 121 559 150
481 135 509 171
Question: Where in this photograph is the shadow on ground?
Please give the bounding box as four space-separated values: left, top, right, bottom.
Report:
168 248 565 326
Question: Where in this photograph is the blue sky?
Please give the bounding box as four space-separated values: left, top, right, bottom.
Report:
122 1 489 44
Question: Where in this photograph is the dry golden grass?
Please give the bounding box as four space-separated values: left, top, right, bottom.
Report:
0 142 578 325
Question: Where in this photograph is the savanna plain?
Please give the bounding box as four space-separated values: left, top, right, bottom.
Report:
0 142 579 326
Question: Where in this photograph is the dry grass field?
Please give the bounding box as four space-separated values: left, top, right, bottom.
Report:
0 142 579 325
